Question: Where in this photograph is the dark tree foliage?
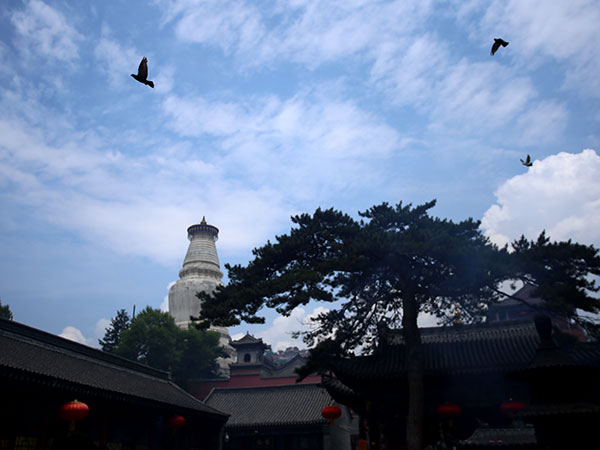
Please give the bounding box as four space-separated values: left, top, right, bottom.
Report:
197 201 600 449
198 200 509 450
172 326 225 383
0 300 13 320
511 231 600 338
114 307 177 369
199 201 506 345
99 308 131 352
114 306 224 383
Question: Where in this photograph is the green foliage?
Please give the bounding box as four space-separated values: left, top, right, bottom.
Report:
115 306 178 369
294 338 343 381
197 200 600 450
511 231 600 337
199 200 508 351
0 300 13 320
114 306 224 381
99 308 131 352
172 326 224 381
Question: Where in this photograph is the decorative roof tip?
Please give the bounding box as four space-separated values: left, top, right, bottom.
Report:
201 216 207 224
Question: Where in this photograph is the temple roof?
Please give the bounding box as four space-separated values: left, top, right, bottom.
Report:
0 318 227 418
459 425 537 447
231 333 266 347
329 320 600 384
204 384 334 428
489 283 545 309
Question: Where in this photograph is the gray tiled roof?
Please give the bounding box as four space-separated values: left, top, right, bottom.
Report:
262 355 308 378
231 333 265 346
459 425 537 447
0 319 227 417
332 320 600 381
204 383 333 428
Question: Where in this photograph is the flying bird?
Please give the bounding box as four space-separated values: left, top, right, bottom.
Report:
491 38 509 55
131 57 154 88
520 154 533 167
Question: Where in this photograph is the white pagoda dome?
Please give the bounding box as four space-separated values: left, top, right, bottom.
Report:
168 217 233 374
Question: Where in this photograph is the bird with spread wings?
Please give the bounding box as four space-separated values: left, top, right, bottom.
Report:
131 57 154 88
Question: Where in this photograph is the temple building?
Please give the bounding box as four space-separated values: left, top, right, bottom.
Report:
168 217 234 374
320 314 600 449
0 318 228 450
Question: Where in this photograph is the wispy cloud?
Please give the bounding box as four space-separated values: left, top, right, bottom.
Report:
474 0 600 97
161 1 572 145
10 0 83 64
162 0 433 67
94 32 142 89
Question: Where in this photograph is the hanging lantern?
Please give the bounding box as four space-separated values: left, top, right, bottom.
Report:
59 400 89 422
59 400 89 432
167 415 186 429
500 399 525 416
437 403 461 419
321 405 342 426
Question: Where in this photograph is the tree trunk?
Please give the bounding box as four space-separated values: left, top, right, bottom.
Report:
403 296 424 450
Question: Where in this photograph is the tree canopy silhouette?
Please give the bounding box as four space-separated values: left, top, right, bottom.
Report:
99 308 131 352
113 306 224 385
197 200 600 449
198 200 511 450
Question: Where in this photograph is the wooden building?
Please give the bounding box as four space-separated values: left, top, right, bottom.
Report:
0 318 228 450
189 334 320 401
321 315 600 449
205 383 356 450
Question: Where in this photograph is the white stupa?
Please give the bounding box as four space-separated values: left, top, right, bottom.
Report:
168 217 233 375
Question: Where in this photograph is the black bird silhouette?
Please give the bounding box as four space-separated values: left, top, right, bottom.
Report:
131 57 154 88
520 154 533 167
491 38 509 55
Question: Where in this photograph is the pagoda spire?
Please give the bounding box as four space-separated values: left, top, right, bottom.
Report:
169 217 223 327
179 218 223 281
168 217 234 376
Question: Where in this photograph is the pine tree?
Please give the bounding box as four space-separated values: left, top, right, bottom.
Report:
99 308 131 352
0 299 13 320
511 231 600 337
198 200 509 450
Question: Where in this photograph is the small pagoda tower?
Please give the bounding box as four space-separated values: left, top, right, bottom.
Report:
168 217 233 374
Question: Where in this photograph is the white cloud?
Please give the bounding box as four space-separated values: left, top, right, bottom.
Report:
161 0 562 142
162 89 401 199
95 318 111 339
515 101 567 145
0 110 294 264
428 60 535 134
478 0 600 97
94 35 143 89
481 149 600 248
10 0 83 63
163 0 432 67
230 332 245 341
257 306 330 351
171 0 266 56
162 281 176 312
59 326 92 345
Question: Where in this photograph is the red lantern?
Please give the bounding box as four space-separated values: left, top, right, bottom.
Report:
437 403 461 419
321 405 342 426
167 415 185 429
59 400 89 422
500 400 525 415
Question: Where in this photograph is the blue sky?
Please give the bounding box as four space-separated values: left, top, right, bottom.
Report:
1 0 600 351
